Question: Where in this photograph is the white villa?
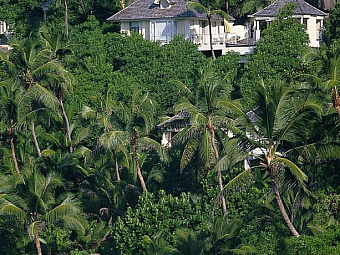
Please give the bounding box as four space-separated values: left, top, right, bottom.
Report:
107 0 327 55
107 0 252 55
249 0 327 48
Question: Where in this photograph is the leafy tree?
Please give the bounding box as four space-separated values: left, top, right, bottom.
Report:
0 35 73 155
241 4 309 108
221 81 340 237
106 191 213 254
325 1 340 43
0 167 84 255
0 0 46 36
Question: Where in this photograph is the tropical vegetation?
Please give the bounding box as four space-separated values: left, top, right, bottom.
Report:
1 0 340 254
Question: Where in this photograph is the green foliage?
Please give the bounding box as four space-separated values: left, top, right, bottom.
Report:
285 225 340 254
326 2 340 43
67 16 115 109
105 34 208 114
241 4 309 108
105 191 213 254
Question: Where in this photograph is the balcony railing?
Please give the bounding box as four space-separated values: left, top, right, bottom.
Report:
189 33 238 46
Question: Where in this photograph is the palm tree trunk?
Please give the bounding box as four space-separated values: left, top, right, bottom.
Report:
207 16 216 59
8 127 21 176
271 174 300 237
209 120 227 214
332 88 340 120
59 98 73 153
64 0 69 37
115 156 121 181
132 135 148 192
31 121 42 157
35 232 43 255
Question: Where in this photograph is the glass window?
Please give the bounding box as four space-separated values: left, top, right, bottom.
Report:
130 21 139 33
151 21 176 43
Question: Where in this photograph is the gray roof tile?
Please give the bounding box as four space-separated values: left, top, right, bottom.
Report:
107 0 235 21
253 0 327 17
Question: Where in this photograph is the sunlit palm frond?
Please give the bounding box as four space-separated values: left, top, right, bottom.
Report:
45 197 81 224
273 158 307 191
101 130 126 150
0 198 26 221
62 214 86 235
81 106 96 120
140 137 166 161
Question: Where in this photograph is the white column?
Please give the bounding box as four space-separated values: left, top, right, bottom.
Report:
255 20 261 42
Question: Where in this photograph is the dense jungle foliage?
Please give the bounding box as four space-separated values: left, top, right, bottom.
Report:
1 0 340 254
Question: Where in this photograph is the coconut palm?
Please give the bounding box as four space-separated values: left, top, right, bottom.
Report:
172 66 235 214
303 42 340 120
81 87 130 182
0 167 84 255
100 89 165 193
0 80 27 176
219 80 340 237
0 36 70 156
241 0 270 15
187 0 228 59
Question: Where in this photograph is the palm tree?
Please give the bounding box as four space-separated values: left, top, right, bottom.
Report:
219 80 340 237
81 87 129 182
187 0 228 59
100 89 164 193
172 66 234 214
0 80 26 176
0 167 84 255
0 36 69 156
241 0 270 15
304 43 340 120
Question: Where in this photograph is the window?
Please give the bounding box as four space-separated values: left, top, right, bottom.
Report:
150 21 177 43
130 21 139 33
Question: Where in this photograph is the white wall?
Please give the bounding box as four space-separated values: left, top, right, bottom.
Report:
120 21 130 34
0 21 7 34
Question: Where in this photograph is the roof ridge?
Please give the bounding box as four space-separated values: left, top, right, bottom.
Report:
252 0 326 17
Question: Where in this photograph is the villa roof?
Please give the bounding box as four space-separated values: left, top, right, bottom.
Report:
252 0 327 17
107 0 235 21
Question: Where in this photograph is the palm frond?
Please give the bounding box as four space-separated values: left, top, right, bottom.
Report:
221 169 254 196
101 130 126 150
45 197 81 224
28 221 43 239
180 137 199 171
186 1 207 13
286 142 340 163
140 137 166 161
273 158 307 190
75 127 90 146
213 139 248 174
81 105 96 120
62 214 86 235
0 198 26 221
